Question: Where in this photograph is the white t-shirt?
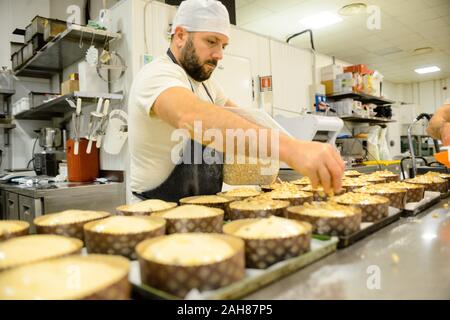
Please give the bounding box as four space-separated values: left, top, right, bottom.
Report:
128 54 228 193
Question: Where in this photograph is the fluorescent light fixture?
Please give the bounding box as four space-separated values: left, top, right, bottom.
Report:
299 11 343 29
414 66 441 74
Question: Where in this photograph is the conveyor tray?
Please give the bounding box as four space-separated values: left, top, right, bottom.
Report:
402 191 441 217
336 207 402 249
130 237 338 300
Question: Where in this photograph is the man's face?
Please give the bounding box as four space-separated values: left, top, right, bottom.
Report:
179 32 229 82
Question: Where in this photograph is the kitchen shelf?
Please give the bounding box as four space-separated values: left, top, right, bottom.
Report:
0 123 16 129
0 89 15 98
327 92 394 106
14 91 123 120
340 115 395 124
14 25 122 79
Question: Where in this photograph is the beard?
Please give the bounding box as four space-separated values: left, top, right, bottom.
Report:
179 37 217 82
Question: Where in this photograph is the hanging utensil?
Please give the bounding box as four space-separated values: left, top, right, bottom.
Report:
103 110 128 155
74 98 82 155
95 99 110 148
86 98 104 154
66 97 82 155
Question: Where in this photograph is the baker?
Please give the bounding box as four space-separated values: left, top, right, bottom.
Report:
128 0 345 202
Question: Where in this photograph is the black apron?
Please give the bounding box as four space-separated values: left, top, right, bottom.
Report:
133 49 223 202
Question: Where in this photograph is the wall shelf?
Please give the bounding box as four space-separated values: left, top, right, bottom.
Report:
0 89 15 98
327 92 394 106
14 91 123 120
14 25 122 79
340 115 395 124
0 123 16 129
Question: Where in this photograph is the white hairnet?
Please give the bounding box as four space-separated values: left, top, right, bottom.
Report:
171 0 231 38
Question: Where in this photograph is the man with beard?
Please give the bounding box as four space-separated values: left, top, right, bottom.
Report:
129 0 345 202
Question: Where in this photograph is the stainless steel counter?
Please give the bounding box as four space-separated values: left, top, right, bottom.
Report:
245 201 450 299
0 181 123 198
0 181 126 225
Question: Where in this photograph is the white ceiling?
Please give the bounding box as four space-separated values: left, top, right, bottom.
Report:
235 0 450 83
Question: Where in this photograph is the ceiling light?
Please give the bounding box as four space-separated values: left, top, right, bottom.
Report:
413 47 434 55
299 11 343 30
414 66 441 74
339 3 367 16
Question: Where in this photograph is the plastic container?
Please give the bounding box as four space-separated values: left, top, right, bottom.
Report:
66 138 99 182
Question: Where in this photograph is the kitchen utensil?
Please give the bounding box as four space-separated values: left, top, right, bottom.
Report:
95 99 110 148
67 98 82 155
103 110 128 155
86 98 109 154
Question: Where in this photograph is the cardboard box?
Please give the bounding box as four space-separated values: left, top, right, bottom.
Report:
321 64 343 81
344 64 373 75
61 79 79 95
321 80 334 95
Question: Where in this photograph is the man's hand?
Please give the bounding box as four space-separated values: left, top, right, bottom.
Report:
282 139 345 194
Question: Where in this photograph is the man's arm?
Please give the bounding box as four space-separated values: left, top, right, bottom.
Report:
153 87 345 193
427 102 450 145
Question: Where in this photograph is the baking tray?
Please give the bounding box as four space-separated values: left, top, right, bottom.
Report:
336 207 402 249
130 236 338 300
402 191 441 217
440 190 450 199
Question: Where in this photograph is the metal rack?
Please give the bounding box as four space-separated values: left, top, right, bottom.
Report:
14 25 122 79
327 92 395 124
340 115 395 124
14 91 123 120
0 89 16 145
326 92 394 105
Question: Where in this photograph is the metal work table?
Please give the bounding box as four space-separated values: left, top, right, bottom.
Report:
0 181 123 198
0 181 126 229
245 201 450 299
